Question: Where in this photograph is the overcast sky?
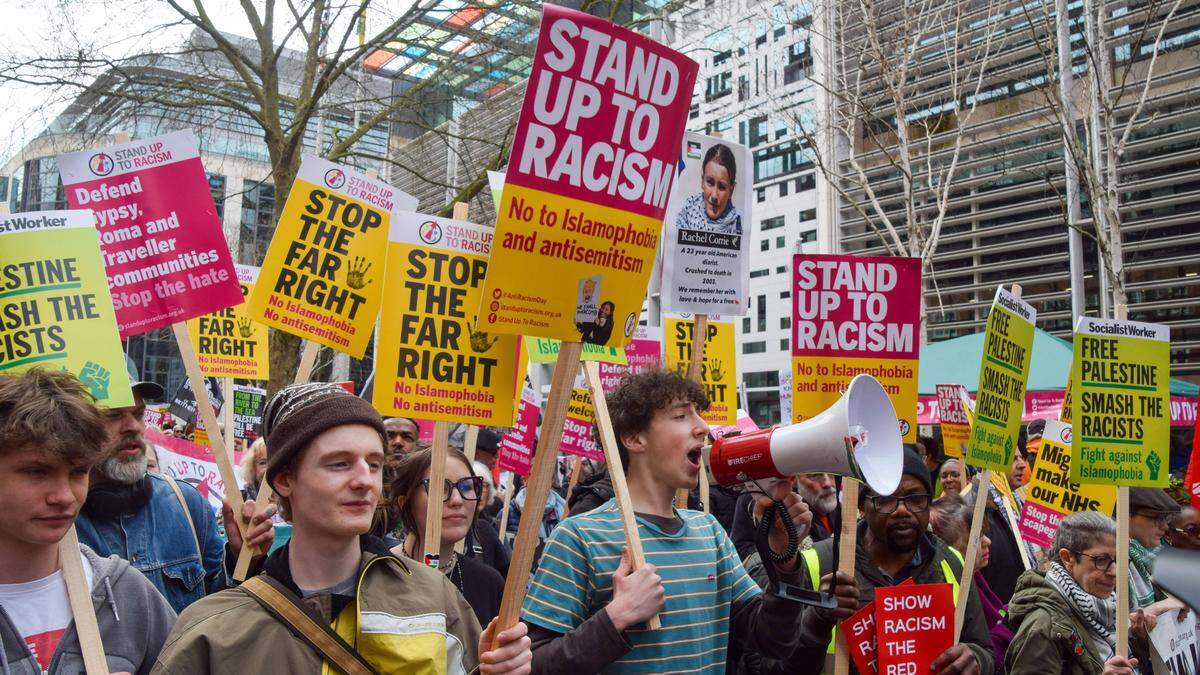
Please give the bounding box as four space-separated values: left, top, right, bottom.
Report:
0 0 412 164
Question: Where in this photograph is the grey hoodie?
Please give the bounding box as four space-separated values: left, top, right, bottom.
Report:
0 544 176 675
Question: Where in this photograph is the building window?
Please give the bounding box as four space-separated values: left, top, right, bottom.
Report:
757 295 767 332
799 229 818 244
776 235 786 248
705 72 732 101
19 158 66 212
744 370 780 387
781 317 791 329
737 75 749 102
761 239 770 252
797 174 816 191
750 269 770 278
776 265 787 274
743 341 767 354
756 188 766 203
799 208 816 222
239 180 276 265
761 216 785 231
208 174 227 219
780 338 790 350
780 291 791 299
713 49 732 66
743 317 752 333
779 181 789 197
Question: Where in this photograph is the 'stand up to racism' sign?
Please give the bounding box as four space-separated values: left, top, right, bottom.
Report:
478 4 698 348
791 254 921 441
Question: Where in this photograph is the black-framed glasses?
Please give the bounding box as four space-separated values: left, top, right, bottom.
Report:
1072 550 1117 572
421 476 484 502
868 493 931 514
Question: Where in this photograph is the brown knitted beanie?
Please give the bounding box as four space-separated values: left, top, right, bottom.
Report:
260 382 387 490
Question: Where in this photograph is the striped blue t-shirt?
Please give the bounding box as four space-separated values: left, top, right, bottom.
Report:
521 499 762 674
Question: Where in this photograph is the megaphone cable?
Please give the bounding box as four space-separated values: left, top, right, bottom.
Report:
750 478 800 565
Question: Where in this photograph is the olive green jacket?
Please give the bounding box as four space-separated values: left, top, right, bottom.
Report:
1006 570 1107 675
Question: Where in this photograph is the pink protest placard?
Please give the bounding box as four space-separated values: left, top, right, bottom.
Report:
710 409 759 439
499 389 540 477
598 325 662 393
57 131 241 337
561 417 603 461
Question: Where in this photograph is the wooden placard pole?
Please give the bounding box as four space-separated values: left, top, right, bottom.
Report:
422 422 451 568
495 342 584 640
1113 303 1130 659
955 283 1022 641
233 339 316 579
676 313 709 509
954 467 992 642
222 377 235 461
172 323 246 535
498 478 516 541
463 425 480 464
585 361 662 630
61 526 109 675
833 469 861 675
564 455 584 506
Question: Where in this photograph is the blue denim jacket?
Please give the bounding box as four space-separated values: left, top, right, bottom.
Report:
76 472 228 613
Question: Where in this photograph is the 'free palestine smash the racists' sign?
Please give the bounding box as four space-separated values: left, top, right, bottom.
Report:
373 212 523 426
0 210 133 407
1070 317 1170 486
965 287 1036 472
478 4 699 347
57 131 241 337
248 156 416 357
790 254 921 441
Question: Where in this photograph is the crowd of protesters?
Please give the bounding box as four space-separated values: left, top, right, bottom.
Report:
1 364 1197 674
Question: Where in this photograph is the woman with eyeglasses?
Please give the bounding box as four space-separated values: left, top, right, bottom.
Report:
1166 505 1200 550
389 446 505 627
1006 511 1147 675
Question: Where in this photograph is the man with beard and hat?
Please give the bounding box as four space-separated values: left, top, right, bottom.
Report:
790 448 994 675
75 362 276 613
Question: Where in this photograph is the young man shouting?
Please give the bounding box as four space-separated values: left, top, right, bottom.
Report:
154 382 531 674
0 370 176 674
520 370 859 673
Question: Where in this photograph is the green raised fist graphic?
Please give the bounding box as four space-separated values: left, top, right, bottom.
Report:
78 361 110 400
1146 451 1162 482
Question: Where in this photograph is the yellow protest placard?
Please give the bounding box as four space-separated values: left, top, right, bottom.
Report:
373 212 524 426
1070 317 1171 486
186 265 269 380
1018 419 1117 547
664 314 737 425
937 384 971 458
248 156 415 357
966 287 1036 472
0 210 133 407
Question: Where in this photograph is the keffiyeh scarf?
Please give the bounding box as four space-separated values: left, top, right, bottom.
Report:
1129 538 1161 608
1046 562 1118 664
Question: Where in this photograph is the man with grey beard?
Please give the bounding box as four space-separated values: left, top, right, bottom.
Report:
75 364 275 613
796 473 841 541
